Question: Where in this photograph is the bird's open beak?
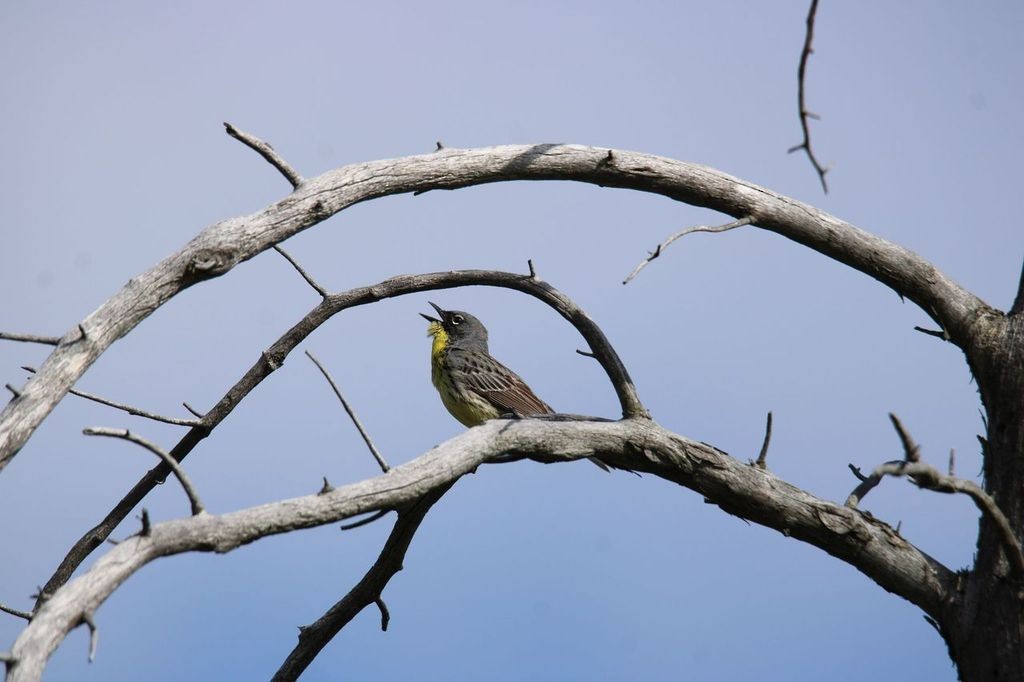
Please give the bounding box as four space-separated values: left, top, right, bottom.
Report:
419 301 445 323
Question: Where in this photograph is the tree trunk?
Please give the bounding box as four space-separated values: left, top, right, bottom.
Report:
947 313 1024 681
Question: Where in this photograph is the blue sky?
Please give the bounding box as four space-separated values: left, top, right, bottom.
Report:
1 1 1021 679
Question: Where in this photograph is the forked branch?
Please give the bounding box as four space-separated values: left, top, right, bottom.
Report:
846 414 1024 578
8 418 955 681
788 0 829 192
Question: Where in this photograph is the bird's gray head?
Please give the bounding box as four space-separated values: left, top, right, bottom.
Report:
421 302 489 351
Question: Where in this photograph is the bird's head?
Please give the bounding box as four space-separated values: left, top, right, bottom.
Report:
420 302 488 349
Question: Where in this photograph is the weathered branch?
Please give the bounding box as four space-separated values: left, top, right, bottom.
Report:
82 428 204 516
1 141 991 472
273 246 328 298
1011 255 1024 315
845 415 1024 578
0 603 31 621
272 486 450 681
9 418 955 681
754 411 773 469
788 0 829 192
623 216 753 285
36 268 640 604
223 123 304 189
21 367 202 428
305 350 389 473
0 333 60 346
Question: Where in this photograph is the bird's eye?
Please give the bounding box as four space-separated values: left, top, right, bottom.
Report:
451 314 464 325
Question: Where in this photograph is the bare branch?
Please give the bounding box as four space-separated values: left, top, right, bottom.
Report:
575 349 596 358
1012 255 1024 315
845 460 902 507
0 332 60 346
0 602 32 621
913 326 950 341
21 367 202 428
754 412 773 469
273 245 329 298
273 488 447 681
623 216 753 285
788 0 829 193
223 122 303 189
5 384 20 399
81 613 97 663
305 350 389 473
181 402 204 418
2 142 989 471
340 510 390 531
11 419 955 681
846 417 1024 578
82 428 204 516
889 413 920 462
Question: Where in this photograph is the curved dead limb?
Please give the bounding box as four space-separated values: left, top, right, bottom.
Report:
8 418 955 682
0 138 992 471
272 485 451 682
846 415 1024 578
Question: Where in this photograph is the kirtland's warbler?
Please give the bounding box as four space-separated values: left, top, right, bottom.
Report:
421 301 609 471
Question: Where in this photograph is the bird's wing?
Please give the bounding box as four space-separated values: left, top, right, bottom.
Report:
450 351 554 417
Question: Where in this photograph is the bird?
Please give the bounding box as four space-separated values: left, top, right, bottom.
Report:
421 301 609 471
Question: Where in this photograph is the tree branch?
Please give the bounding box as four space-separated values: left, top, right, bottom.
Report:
1 141 990 472
272 486 450 681
223 123 304 189
82 428 204 516
622 216 753 285
9 418 955 681
35 269 642 604
1011 255 1024 315
21 367 202 428
305 350 389 473
846 415 1024 578
788 0 829 193
0 333 60 346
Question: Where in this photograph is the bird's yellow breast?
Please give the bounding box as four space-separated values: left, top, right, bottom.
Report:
426 321 498 426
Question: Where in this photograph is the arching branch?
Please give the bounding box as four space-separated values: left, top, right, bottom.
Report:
0 140 990 473
7 418 955 682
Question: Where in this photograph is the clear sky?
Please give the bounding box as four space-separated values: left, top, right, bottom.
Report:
1 1 1021 680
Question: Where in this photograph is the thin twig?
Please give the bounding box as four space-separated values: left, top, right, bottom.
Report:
754 412 773 469
82 613 98 663
340 510 390 531
1011 255 1024 315
273 246 329 298
223 122 304 189
21 366 202 427
788 0 829 193
889 414 920 462
913 326 950 341
182 402 204 418
623 216 753 285
0 332 61 346
0 602 31 621
305 350 390 473
139 509 151 537
375 598 390 631
575 349 596 359
527 259 537 279
83 428 204 515
5 384 20 399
